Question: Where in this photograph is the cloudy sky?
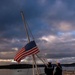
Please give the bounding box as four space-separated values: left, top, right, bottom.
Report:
0 0 75 64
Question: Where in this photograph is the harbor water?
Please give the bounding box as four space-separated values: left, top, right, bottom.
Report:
0 67 75 75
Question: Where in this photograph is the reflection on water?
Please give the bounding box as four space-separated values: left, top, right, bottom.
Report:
0 68 44 75
0 69 12 75
13 69 33 75
0 67 75 75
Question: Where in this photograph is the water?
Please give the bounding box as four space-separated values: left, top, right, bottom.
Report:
63 67 75 71
0 67 75 75
0 68 45 75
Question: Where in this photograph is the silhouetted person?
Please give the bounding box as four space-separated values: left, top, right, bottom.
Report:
44 62 54 75
54 63 62 75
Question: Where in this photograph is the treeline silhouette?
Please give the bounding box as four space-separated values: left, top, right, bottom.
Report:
0 63 75 69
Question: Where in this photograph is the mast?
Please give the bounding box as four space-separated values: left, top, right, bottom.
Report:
20 11 40 75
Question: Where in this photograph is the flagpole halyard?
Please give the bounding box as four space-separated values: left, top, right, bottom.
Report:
20 11 40 75
20 11 30 42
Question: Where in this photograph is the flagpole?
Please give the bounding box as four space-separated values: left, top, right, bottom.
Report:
20 11 40 75
32 59 35 75
20 11 30 42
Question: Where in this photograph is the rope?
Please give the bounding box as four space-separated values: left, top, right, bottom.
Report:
25 18 48 67
26 22 35 41
21 11 48 75
20 11 35 41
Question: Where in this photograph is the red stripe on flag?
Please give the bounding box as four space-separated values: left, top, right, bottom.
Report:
14 47 38 60
14 46 39 62
16 49 39 62
15 47 39 61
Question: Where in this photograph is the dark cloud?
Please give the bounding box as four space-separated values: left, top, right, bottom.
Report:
0 0 75 63
45 52 75 58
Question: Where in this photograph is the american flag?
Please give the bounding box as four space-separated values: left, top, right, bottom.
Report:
14 41 39 63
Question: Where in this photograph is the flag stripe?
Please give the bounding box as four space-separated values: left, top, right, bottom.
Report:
15 49 39 62
15 48 25 57
14 47 39 61
16 47 37 57
16 49 39 62
14 47 38 60
14 49 25 60
14 41 40 63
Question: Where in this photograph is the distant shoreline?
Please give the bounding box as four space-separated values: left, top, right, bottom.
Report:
0 63 75 69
